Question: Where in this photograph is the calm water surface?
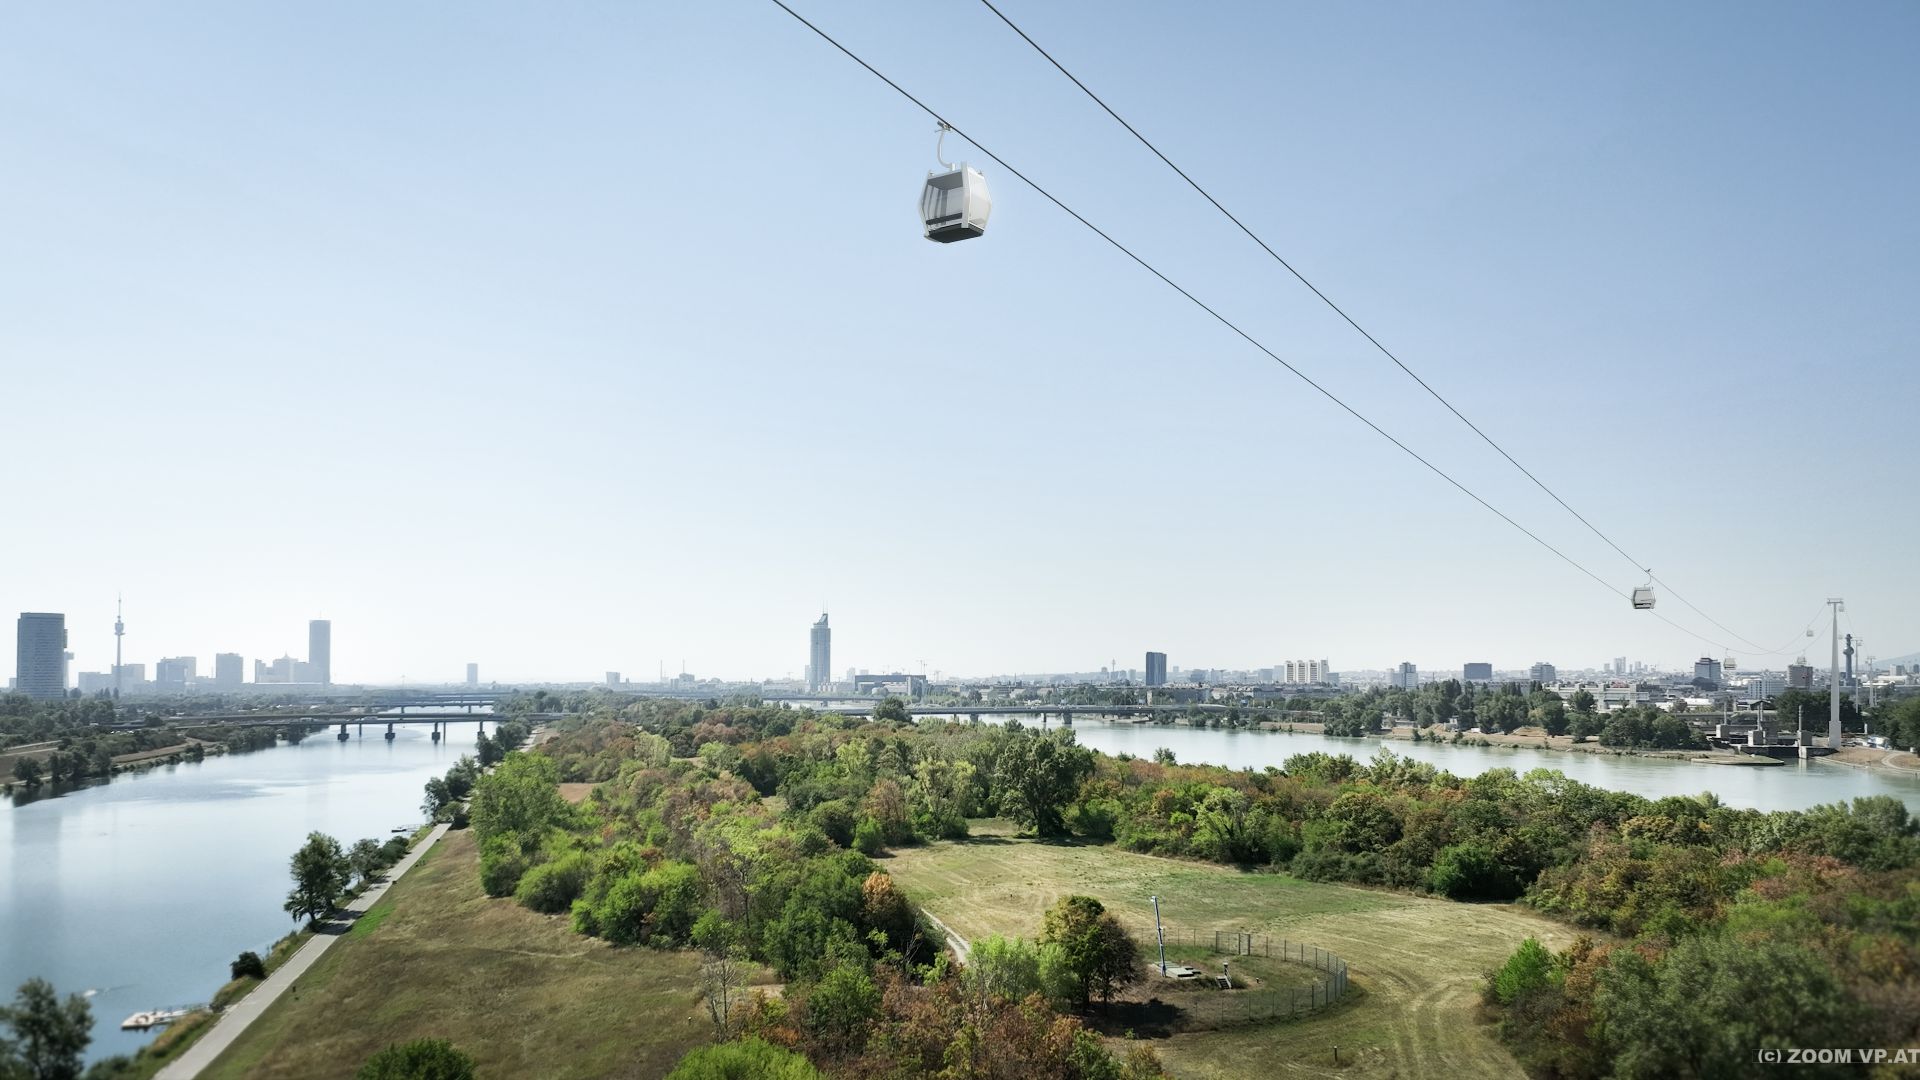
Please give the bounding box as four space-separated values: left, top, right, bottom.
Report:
916 714 1920 814
0 728 470 1063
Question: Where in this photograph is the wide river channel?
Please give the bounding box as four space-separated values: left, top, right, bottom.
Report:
0 725 468 1064
7 710 1920 1064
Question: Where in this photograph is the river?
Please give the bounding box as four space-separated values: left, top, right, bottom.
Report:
909 714 1920 814
0 726 470 1064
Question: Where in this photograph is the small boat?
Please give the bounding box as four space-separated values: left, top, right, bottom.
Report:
121 1007 191 1030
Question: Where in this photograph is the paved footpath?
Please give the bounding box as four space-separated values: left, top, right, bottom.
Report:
157 822 452 1080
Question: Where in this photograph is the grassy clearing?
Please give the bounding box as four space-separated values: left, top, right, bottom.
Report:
886 820 1578 1080
200 830 737 1080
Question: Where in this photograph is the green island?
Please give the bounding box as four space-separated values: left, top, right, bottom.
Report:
79 691 1919 1080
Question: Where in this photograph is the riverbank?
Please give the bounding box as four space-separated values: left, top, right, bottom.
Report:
1825 746 1920 775
1232 719 1712 761
156 822 452 1080
189 828 732 1080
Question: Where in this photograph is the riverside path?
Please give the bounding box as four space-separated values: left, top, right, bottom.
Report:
156 822 452 1079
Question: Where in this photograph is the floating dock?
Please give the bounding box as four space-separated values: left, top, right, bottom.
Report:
121 1007 191 1030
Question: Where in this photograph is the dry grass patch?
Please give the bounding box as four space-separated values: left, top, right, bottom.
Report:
201 830 729 1080
887 820 1578 1080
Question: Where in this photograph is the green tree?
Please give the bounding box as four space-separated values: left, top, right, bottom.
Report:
1489 937 1556 1004
355 1038 476 1080
995 729 1094 837
1431 842 1522 900
1593 935 1858 1079
1040 895 1141 1006
0 978 92 1080
468 753 568 849
421 776 452 821
664 1038 823 1080
1570 689 1597 716
284 832 350 926
11 758 42 788
347 838 386 887
229 951 267 981
872 696 910 724
802 963 880 1053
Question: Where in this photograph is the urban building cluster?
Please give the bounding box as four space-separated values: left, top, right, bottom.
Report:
10 609 335 699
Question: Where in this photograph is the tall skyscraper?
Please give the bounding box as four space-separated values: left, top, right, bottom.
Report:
15 613 68 700
1693 657 1723 686
215 653 244 688
1463 662 1493 682
1529 662 1557 684
309 620 331 686
1613 656 1627 677
1391 662 1418 690
808 614 832 693
466 663 479 687
1145 651 1167 687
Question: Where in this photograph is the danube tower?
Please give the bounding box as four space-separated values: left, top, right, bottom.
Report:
114 595 125 700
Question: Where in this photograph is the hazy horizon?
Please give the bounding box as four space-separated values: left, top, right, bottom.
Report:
5 1 1914 684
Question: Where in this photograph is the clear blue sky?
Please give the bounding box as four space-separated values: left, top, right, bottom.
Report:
3 1 1914 684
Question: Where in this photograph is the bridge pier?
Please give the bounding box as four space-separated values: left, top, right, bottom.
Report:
431 721 441 743
385 721 395 742
357 722 363 739
337 722 349 742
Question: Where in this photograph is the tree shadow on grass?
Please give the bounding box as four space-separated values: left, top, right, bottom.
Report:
1079 998 1188 1039
314 908 372 936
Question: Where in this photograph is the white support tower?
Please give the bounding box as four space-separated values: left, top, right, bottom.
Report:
1827 598 1845 749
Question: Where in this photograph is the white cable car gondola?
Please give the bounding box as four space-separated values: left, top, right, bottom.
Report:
1632 571 1656 610
921 123 990 243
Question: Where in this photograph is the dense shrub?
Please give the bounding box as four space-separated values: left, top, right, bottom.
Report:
665 1037 823 1080
229 951 267 981
514 850 595 914
477 835 531 898
356 1038 476 1080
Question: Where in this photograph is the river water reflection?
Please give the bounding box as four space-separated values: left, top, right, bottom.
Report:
0 727 463 1063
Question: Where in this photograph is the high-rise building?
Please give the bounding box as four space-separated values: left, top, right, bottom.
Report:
605 671 622 686
1529 662 1557 684
254 656 313 684
466 663 480 687
1280 659 1334 685
77 672 115 694
215 653 243 688
15 613 67 700
113 663 147 693
1463 662 1493 682
808 614 832 693
1787 659 1814 689
155 656 198 691
308 620 332 686
1693 657 1723 687
1391 662 1418 690
1614 656 1627 677
1144 651 1167 687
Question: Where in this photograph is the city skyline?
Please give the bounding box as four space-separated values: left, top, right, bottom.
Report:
3 2 1914 684
1 596 1899 690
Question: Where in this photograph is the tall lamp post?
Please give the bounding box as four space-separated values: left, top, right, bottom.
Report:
1150 895 1166 975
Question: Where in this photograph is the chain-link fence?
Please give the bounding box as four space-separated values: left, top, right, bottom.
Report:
1133 927 1350 1026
